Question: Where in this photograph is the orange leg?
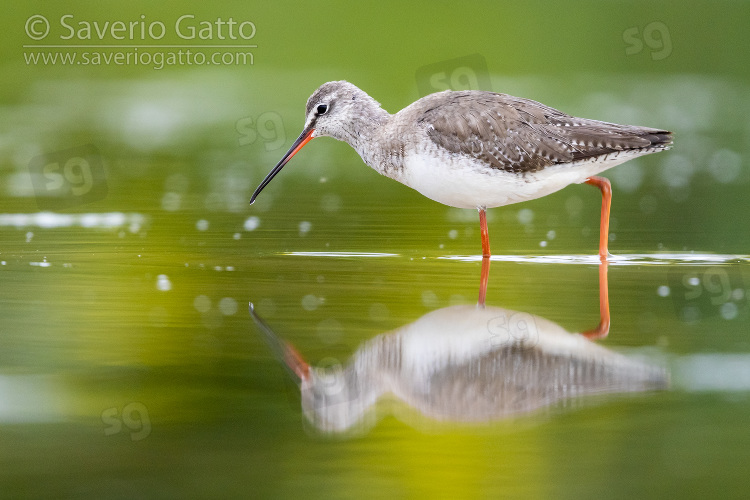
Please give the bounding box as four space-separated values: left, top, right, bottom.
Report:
478 256 490 307
585 176 612 262
582 261 610 340
478 208 491 257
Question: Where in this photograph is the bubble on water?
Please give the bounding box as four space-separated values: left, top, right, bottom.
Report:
688 276 700 286
449 294 465 305
218 297 238 316
539 241 547 248
194 295 211 313
196 219 209 231
661 154 695 188
156 274 172 291
732 288 745 301
161 192 181 212
421 290 439 308
25 231 33 243
244 216 260 231
657 285 670 297
302 294 323 311
129 217 143 234
320 194 341 212
299 221 312 236
720 302 738 320
233 233 241 240
517 208 534 225
546 230 556 240
448 229 458 240
708 149 742 184
610 161 644 193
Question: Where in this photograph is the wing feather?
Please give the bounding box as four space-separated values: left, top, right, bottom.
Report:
416 91 672 173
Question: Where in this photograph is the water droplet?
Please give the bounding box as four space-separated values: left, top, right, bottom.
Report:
517 208 534 225
218 297 238 316
421 291 439 308
244 216 260 231
720 302 738 320
708 149 742 184
161 192 181 211
301 294 323 311
194 295 211 313
320 194 341 212
156 274 172 291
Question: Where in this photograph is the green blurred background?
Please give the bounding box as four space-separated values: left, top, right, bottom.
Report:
1 1 749 498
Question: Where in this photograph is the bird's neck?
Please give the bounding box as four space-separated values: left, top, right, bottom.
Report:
340 105 403 178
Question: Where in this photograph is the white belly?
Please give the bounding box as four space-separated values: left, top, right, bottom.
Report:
400 150 639 209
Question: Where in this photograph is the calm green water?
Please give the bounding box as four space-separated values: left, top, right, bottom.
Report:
2 1 750 498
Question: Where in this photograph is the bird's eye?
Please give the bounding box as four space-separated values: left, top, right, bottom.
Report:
316 104 328 115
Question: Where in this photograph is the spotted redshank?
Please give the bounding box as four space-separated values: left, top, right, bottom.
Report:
249 272 666 433
250 81 672 259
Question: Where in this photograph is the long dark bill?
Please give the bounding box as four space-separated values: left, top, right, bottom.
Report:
249 127 315 204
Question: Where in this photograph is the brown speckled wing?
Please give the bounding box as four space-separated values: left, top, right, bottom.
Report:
418 91 672 173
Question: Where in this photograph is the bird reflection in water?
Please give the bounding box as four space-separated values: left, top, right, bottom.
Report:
250 259 667 434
